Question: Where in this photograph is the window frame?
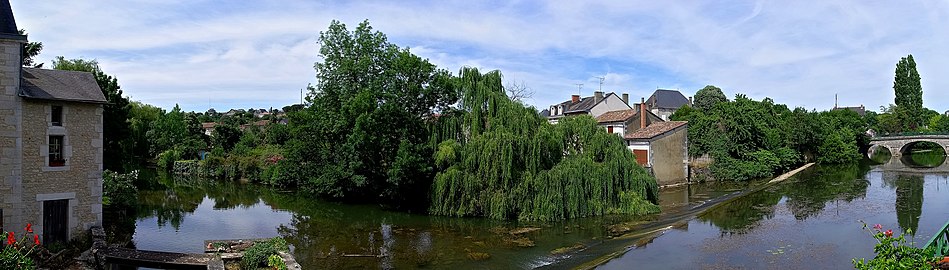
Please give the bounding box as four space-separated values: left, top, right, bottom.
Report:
51 105 63 126
48 135 65 167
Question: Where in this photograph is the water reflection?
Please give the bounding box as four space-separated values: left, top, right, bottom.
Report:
600 154 949 269
895 174 924 234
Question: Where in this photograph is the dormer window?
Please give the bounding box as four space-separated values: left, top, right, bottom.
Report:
51 105 63 126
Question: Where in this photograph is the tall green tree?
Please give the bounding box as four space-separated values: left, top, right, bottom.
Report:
18 29 43 68
693 85 727 111
893 54 923 131
52 57 132 172
279 20 457 208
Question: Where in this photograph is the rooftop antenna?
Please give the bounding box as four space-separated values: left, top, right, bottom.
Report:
593 76 605 92
575 83 583 95
835 93 838 108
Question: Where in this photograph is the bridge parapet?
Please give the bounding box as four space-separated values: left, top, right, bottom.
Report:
868 135 949 157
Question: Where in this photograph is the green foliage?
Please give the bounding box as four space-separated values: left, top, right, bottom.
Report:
278 20 457 208
428 67 659 221
157 149 183 171
146 105 207 160
211 123 242 152
853 223 936 270
128 101 164 160
52 56 133 172
893 54 924 131
268 254 288 270
103 170 139 208
18 29 43 68
241 237 289 269
0 245 35 270
692 85 727 111
680 92 865 181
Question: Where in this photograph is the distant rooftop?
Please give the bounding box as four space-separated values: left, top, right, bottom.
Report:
625 121 687 140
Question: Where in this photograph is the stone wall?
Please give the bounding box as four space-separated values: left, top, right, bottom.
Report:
0 39 23 232
650 126 688 186
20 100 102 239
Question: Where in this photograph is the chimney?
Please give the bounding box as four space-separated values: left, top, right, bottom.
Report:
594 91 604 103
688 96 693 106
622 93 629 105
571 94 580 103
640 97 647 129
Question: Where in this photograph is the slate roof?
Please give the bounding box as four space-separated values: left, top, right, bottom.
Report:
539 109 550 117
625 121 687 140
596 109 636 123
0 0 24 40
646 89 690 110
20 68 107 104
833 106 866 116
549 92 620 117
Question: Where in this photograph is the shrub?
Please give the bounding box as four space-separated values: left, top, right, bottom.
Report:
156 148 183 170
103 170 139 207
240 237 289 269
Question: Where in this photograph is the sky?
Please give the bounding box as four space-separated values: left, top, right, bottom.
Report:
12 0 949 113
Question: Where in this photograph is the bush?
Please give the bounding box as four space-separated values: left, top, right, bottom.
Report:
103 170 139 207
853 222 937 269
156 149 183 170
240 237 289 269
1 225 40 269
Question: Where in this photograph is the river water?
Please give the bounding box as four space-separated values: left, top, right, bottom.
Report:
108 152 949 269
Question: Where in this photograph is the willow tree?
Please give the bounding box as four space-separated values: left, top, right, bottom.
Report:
428 67 659 221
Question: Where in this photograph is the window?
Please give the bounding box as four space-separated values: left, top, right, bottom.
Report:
51 106 63 126
49 136 64 167
608 126 614 133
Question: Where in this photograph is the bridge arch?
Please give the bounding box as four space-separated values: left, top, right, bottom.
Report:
869 135 949 158
897 140 948 156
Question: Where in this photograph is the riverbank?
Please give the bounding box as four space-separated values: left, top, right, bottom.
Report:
569 162 816 270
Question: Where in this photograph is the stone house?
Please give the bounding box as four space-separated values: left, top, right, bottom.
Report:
0 2 105 245
597 98 689 186
645 89 691 121
543 91 632 124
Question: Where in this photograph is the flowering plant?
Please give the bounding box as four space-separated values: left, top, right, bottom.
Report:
853 221 936 270
1 223 40 269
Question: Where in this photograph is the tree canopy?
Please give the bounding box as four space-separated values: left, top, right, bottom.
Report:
693 85 727 111
893 54 923 131
427 67 659 221
277 20 457 209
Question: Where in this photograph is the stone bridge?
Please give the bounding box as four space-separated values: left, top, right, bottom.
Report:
868 135 949 157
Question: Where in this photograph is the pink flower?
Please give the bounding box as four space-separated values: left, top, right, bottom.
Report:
873 224 882 231
884 230 893 238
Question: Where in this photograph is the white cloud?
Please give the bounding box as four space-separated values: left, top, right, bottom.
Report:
12 0 949 112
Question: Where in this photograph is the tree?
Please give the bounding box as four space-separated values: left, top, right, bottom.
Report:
52 57 132 172
428 67 659 221
279 20 457 208
504 76 534 103
693 85 727 111
893 54 923 131
18 29 43 68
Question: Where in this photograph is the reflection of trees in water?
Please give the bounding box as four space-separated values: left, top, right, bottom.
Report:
697 185 782 234
895 174 924 235
130 170 274 230
900 150 947 168
698 163 872 233
780 163 871 220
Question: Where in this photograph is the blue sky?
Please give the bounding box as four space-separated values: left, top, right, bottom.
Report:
13 0 949 113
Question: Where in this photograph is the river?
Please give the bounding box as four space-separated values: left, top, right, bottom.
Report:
107 151 949 269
